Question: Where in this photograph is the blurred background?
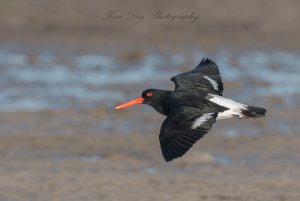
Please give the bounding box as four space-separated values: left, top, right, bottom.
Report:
0 1 300 200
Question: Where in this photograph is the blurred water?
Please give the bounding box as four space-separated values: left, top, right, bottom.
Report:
0 46 299 112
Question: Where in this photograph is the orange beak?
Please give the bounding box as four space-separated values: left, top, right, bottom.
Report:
115 97 145 109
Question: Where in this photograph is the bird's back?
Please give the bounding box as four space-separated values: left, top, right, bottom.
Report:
167 91 228 115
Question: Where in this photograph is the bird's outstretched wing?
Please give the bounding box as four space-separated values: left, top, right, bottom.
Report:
159 106 217 162
171 58 223 95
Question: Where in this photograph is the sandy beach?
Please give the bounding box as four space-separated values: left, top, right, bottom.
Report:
0 107 300 200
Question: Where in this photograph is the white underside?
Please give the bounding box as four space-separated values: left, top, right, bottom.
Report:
207 94 247 120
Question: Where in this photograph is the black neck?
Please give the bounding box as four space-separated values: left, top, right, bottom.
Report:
147 90 172 115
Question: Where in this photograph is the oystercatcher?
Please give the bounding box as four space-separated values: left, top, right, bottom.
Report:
115 58 266 162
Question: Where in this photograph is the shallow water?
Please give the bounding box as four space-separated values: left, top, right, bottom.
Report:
0 45 299 111
1 44 300 138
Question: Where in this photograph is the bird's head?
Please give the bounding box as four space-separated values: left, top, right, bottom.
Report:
115 89 169 110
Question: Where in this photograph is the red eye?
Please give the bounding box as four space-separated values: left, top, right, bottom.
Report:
147 92 152 97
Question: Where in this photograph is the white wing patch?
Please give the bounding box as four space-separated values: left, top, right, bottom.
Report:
191 113 214 129
203 76 219 91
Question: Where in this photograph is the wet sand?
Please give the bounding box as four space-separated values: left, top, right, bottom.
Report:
0 106 300 200
0 1 300 201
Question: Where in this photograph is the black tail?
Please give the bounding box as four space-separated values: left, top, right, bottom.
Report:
241 106 267 118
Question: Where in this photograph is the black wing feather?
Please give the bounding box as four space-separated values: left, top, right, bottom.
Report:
159 107 217 162
171 58 223 95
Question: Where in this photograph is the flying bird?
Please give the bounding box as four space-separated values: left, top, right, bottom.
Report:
115 58 266 162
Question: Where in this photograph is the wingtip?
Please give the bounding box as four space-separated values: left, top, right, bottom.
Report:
199 58 216 66
163 155 175 162
164 158 172 162
163 152 183 162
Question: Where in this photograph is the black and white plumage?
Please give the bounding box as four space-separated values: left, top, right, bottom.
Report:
116 58 267 162
171 58 223 96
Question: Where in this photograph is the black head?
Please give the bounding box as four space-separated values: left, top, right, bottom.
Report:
115 88 170 114
141 89 168 106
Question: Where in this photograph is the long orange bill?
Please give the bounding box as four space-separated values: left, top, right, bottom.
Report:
115 97 144 109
